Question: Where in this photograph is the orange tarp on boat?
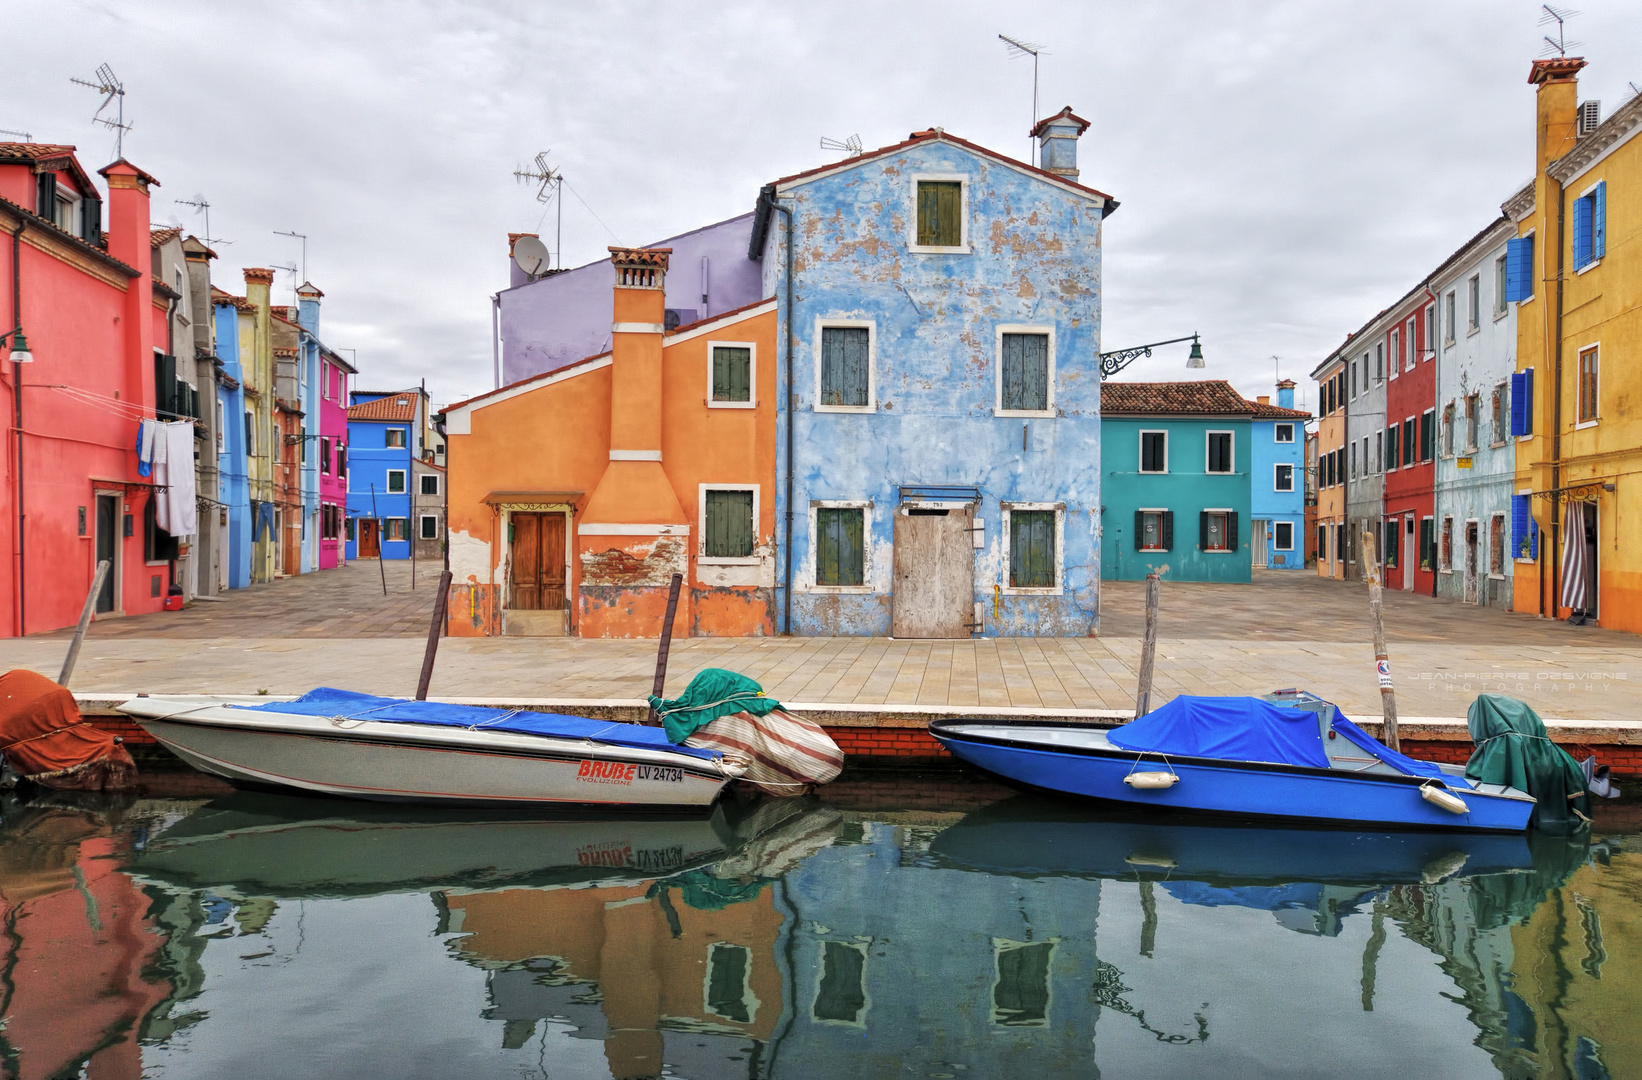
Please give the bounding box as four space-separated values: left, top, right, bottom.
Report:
0 669 135 790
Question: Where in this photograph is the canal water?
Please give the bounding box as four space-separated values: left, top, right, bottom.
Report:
1 777 1636 1080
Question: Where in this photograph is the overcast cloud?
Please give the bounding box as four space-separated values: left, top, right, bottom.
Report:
8 1 1640 411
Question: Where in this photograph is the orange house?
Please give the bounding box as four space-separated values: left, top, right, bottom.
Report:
441 247 776 637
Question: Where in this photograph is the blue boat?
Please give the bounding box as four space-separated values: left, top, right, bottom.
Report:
930 691 1536 832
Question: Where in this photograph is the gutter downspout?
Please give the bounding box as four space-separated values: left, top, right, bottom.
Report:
491 293 501 391
764 189 796 635
1550 181 1567 618
1424 283 1438 598
10 220 24 637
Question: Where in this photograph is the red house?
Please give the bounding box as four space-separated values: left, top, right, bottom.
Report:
1382 289 1439 595
1 144 170 636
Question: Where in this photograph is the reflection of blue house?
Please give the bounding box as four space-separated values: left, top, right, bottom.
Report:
213 299 251 589
345 389 423 560
1250 380 1311 570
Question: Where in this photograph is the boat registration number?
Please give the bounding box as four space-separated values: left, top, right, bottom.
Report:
577 759 684 785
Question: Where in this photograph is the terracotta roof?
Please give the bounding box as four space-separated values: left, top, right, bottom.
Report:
1247 399 1311 420
667 295 776 337
348 392 420 422
0 142 78 161
97 158 160 188
441 351 611 415
150 226 182 247
273 346 298 358
1101 381 1256 417
1029 106 1092 138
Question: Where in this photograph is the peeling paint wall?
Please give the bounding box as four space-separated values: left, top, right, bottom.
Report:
768 139 1105 636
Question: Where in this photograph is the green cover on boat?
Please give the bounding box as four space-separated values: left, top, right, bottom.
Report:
648 668 782 745
1463 694 1589 832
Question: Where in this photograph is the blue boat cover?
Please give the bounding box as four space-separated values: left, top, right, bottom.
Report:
1109 695 1332 768
1330 714 1469 787
234 688 722 762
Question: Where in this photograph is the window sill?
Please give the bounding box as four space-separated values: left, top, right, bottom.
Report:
1201 549 1235 555
1494 309 1509 322
1490 440 1508 449
1137 547 1169 554
1138 469 1169 476
708 400 757 410
1466 327 1481 338
1488 573 1507 581
1001 586 1062 596
1439 567 1454 575
1575 420 1599 430
908 244 971 255
810 584 872 595
996 408 1056 419
1518 294 1535 305
699 556 761 566
814 404 875 415
1575 258 1601 276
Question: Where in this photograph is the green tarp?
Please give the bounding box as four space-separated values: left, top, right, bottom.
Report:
648 668 782 745
1464 694 1589 832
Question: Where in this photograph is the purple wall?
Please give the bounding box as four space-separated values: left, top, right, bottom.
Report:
498 211 765 385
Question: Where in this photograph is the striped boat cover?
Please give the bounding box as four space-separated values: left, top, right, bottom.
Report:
684 709 843 797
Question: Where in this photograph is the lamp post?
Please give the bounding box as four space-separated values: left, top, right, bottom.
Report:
1099 333 1205 381
4 326 32 636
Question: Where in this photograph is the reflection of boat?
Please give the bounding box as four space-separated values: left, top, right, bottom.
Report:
118 688 744 808
932 692 1536 831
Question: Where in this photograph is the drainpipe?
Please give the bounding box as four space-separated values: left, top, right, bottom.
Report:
1549 182 1567 617
1424 283 1438 599
763 189 796 635
10 219 24 637
491 293 501 390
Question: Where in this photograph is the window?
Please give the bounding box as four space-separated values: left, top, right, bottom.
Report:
144 497 178 563
385 518 408 541
1573 182 1606 270
1008 509 1057 588
1424 304 1436 353
419 514 440 540
1444 291 1457 345
384 428 407 448
1348 360 1357 398
1317 525 1327 561
1406 319 1418 368
1275 422 1293 444
1491 386 1506 444
1389 329 1400 379
386 469 406 494
998 330 1052 413
345 516 355 542
1465 394 1480 450
245 411 255 455
1384 519 1399 568
323 362 333 400
1441 517 1453 570
814 941 868 1025
1206 431 1234 474
815 506 865 587
1511 493 1538 561
1386 423 1399 470
706 943 755 1024
1136 509 1172 551
320 437 331 473
913 178 965 250
817 324 872 410
703 488 756 558
1374 343 1383 380
1510 370 1534 437
1200 510 1237 552
1349 443 1356 480
419 473 439 496
1274 521 1294 551
336 446 347 477
1275 463 1294 492
1139 430 1168 473
1490 515 1506 575
1361 352 1371 392
1495 255 1509 315
992 940 1053 1028
1504 234 1535 302
1442 403 1455 457
1468 275 1481 331
1374 431 1383 473
215 399 224 454
1419 518 1435 572
710 343 754 406
1578 346 1598 424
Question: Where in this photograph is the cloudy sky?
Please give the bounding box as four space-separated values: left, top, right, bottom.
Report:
10 1 1640 410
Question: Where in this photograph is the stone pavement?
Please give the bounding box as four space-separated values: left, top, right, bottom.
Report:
2 563 1637 721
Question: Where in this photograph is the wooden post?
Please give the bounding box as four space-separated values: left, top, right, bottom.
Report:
58 560 111 687
369 482 387 596
415 570 453 701
648 573 684 725
1361 527 1399 751
1134 570 1161 718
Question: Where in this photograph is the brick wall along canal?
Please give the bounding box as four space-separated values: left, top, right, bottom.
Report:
3 778 1638 1079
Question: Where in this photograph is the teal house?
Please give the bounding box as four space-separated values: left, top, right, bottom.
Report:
1100 382 1254 583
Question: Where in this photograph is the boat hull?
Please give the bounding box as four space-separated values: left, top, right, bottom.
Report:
933 727 1534 833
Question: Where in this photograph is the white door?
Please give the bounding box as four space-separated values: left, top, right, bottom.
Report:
1251 520 1268 569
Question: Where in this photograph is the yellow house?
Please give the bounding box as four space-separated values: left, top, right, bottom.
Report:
1308 351 1348 578
1512 57 1642 632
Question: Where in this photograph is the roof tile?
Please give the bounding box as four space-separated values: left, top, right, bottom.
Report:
348 392 420 422
1100 381 1257 417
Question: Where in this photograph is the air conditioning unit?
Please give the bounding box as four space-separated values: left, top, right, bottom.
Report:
1578 100 1601 137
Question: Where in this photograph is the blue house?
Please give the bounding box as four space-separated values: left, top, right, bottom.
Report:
755 109 1116 636
346 389 423 560
213 297 252 589
1249 379 1311 570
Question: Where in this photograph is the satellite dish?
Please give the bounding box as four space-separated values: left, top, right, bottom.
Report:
513 235 551 278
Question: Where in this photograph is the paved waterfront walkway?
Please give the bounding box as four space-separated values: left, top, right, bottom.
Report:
2 563 1636 722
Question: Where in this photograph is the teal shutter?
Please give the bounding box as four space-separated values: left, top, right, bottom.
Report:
704 490 755 557
712 346 751 402
1009 510 1055 587
816 508 864 586
1226 511 1238 550
1134 509 1145 551
820 327 869 407
1001 333 1048 411
1161 510 1174 551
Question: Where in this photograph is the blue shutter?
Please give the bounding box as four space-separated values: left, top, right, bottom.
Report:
1522 369 1533 435
1573 195 1593 269
1511 494 1529 561
1593 182 1606 260
1509 373 1527 436
1504 236 1534 302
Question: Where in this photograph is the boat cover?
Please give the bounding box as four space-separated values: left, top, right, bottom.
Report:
649 668 783 744
1109 695 1333 767
236 688 722 762
1464 694 1588 831
1327 715 1467 786
0 668 136 790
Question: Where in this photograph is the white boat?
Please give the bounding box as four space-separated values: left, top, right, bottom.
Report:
118 688 745 809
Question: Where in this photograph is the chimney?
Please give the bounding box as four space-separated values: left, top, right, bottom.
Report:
1530 57 1586 176
1030 106 1092 181
1277 379 1296 410
243 268 274 392
1257 395 1270 405
296 281 323 336
98 159 157 410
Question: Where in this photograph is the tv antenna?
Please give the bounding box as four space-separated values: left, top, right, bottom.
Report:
70 63 131 157
0 128 32 142
175 195 231 247
270 261 299 305
275 229 309 282
514 151 564 267
819 134 863 156
1538 5 1582 57
999 35 1043 167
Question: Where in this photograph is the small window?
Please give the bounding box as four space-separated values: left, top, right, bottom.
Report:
1206 431 1233 474
711 344 752 404
1384 519 1399 568
1420 410 1435 463
420 473 440 496
144 497 178 563
1494 256 1508 315
706 943 754 1024
1441 517 1453 570
1375 430 1385 472
704 489 755 558
1374 343 1383 380
999 332 1050 413
1578 346 1598 423
992 940 1054 1028
814 941 868 1025
245 411 255 455
1274 521 1294 551
1465 394 1480 450
336 446 347 477
1424 304 1436 353
419 514 439 540
1349 443 1356 480
1573 183 1606 269
819 326 871 409
815 507 865 587
385 518 408 541
384 428 407 448
1468 275 1481 331
1490 516 1506 575
1274 463 1294 492
1419 518 1436 572
1348 360 1357 398
1389 329 1401 378
1491 386 1506 444
1135 509 1172 552
1139 431 1168 473
1442 404 1455 456
386 470 406 494
345 516 356 542
1274 423 1293 443
1200 510 1236 552
915 180 963 248
1445 291 1457 344
1009 510 1056 588
320 437 331 474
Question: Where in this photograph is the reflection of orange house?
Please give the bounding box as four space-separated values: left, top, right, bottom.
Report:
440 247 777 638
447 879 784 1078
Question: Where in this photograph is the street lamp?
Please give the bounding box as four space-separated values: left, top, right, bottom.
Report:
1099 332 1205 380
2 328 30 363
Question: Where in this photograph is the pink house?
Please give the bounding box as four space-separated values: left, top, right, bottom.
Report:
317 340 353 570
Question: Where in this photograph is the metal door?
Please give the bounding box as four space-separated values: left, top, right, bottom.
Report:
891 508 973 638
1251 520 1268 569
1464 522 1479 604
509 512 567 611
95 495 118 613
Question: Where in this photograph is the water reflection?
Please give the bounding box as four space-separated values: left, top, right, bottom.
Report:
0 786 1635 1079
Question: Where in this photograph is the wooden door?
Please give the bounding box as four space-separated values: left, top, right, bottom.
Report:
510 512 566 611
891 508 973 638
359 519 380 558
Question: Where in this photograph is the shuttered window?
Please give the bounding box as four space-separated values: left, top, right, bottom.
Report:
1511 494 1538 561
1199 511 1237 552
1420 409 1435 462
815 507 864 586
712 345 752 403
320 437 331 474
819 326 870 408
916 181 963 247
386 470 406 494
1140 431 1167 473
1384 520 1399 568
814 941 867 1024
1504 236 1534 302
35 171 56 220
1206 432 1233 473
704 489 755 558
1009 510 1056 588
1135 510 1172 552
1510 370 1534 436
81 195 101 244
385 518 408 541
1573 185 1606 269
1000 333 1050 412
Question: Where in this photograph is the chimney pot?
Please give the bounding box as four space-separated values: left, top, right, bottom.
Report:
1030 106 1092 181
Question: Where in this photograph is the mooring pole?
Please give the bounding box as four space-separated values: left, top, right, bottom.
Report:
648 573 684 725
370 482 387 596
58 560 111 687
415 570 453 701
1361 527 1399 751
1134 570 1161 718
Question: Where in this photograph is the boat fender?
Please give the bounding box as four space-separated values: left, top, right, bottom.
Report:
1124 771 1179 790
1420 783 1469 815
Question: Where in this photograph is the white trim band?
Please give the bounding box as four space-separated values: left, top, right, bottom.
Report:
609 449 662 461
578 523 690 536
612 322 666 334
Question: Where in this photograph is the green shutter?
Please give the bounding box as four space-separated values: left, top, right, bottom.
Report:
917 181 962 247
1134 509 1145 552
712 346 751 403
704 489 755 557
814 942 867 1023
816 507 865 586
1009 510 1054 587
820 327 870 407
1001 333 1048 411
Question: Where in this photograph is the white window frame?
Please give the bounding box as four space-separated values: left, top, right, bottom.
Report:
385 469 407 494
418 513 440 541
419 472 440 496
813 318 876 414
706 339 757 409
1575 341 1600 429
384 517 410 542
1273 462 1295 492
1273 520 1294 551
1444 290 1457 345
1348 359 1357 400
1000 502 1065 595
1138 429 1168 474
993 324 1056 417
1136 507 1168 552
1201 508 1235 554
1494 255 1510 317
1424 304 1436 355
1274 422 1294 444
1405 317 1419 368
1489 513 1508 579
808 499 873 594
1204 430 1235 474
699 483 762 565
384 427 407 448
1388 329 1400 380
907 173 971 254
1467 275 1481 333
